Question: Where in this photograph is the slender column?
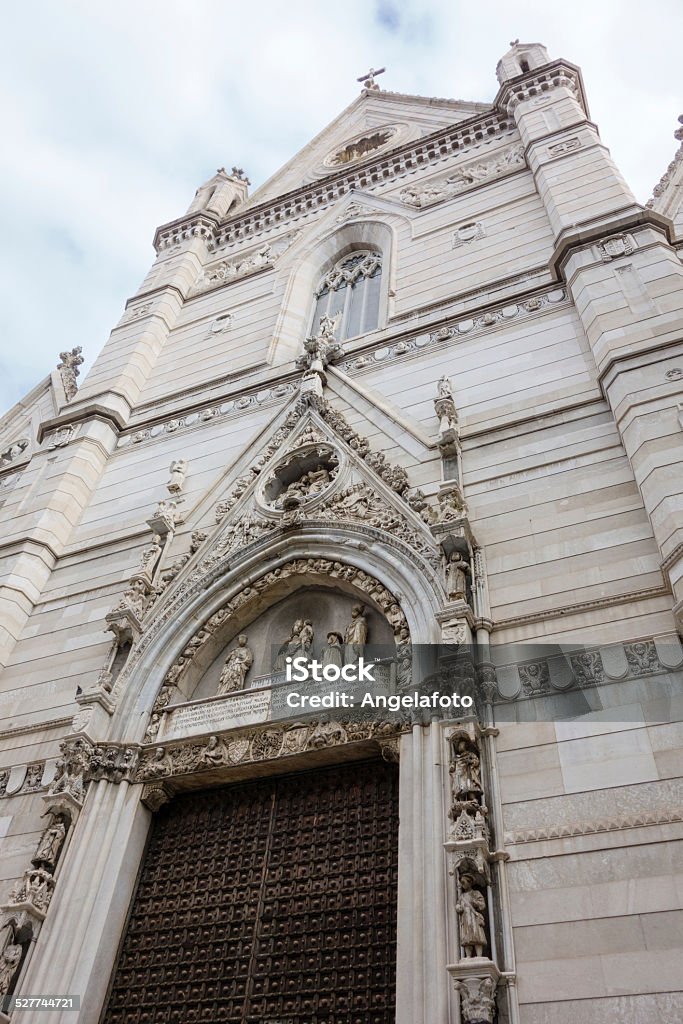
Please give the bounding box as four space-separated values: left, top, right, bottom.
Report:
17 782 150 1024
396 725 451 1024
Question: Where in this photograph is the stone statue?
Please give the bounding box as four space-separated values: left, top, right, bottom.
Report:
57 346 84 400
167 459 188 495
217 635 253 694
274 619 305 670
32 819 67 868
299 620 314 659
344 604 368 664
456 875 488 958
322 631 344 670
0 942 22 996
445 552 470 600
437 374 453 398
138 534 163 578
450 739 482 798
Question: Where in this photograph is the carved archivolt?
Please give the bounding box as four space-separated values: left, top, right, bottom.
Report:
144 556 411 741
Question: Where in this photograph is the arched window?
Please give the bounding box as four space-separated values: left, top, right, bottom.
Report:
310 250 382 340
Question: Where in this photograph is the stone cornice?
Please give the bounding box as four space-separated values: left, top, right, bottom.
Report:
550 206 674 278
37 405 127 444
491 585 671 630
492 58 589 117
153 109 515 253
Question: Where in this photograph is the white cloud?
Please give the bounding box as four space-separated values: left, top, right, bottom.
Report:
1 0 681 413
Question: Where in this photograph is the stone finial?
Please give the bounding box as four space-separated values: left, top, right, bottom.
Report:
57 346 84 401
496 41 550 85
186 168 249 218
356 66 385 91
674 114 683 142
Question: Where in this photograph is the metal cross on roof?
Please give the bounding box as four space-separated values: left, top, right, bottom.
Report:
356 66 386 91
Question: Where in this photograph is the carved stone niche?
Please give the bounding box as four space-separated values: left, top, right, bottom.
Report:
260 445 340 512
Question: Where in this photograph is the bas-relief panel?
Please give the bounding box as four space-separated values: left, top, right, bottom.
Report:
180 586 394 703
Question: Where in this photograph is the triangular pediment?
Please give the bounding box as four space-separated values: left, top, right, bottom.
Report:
247 89 492 208
155 389 440 606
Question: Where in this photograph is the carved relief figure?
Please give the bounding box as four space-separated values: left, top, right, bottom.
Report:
456 874 488 958
344 605 368 664
322 631 344 670
217 635 254 694
274 619 305 670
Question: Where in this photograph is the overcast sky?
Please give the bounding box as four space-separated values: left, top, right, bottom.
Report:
1 0 681 415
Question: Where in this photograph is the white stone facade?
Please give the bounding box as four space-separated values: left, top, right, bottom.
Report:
0 41 681 1024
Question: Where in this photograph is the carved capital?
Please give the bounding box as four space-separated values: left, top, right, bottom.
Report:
141 783 172 813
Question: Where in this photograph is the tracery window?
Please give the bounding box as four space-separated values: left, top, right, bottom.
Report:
310 250 382 340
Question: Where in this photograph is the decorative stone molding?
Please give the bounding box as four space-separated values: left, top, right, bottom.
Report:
452 221 486 247
44 423 77 450
491 636 676 702
154 113 516 253
136 718 408 783
0 438 30 468
496 60 582 114
547 136 581 157
399 145 525 208
335 201 374 222
0 763 48 800
595 233 636 262
190 231 300 296
113 287 568 455
504 805 683 844
56 347 84 401
338 287 567 374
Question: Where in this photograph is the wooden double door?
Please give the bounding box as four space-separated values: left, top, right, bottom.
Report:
103 759 399 1023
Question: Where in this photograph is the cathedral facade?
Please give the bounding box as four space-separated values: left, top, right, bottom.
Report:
0 42 682 1024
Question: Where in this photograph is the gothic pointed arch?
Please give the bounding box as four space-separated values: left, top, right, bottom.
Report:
268 208 401 364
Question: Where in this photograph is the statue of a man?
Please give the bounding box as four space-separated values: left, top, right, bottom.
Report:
322 631 344 670
450 739 482 798
456 875 488 958
0 942 22 996
33 819 67 868
344 605 368 664
217 635 253 694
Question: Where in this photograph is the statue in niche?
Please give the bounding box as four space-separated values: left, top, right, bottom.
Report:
322 631 344 670
344 604 368 664
274 619 304 670
456 874 488 958
0 941 23 997
450 738 482 802
217 635 254 694
445 551 470 601
32 818 67 869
